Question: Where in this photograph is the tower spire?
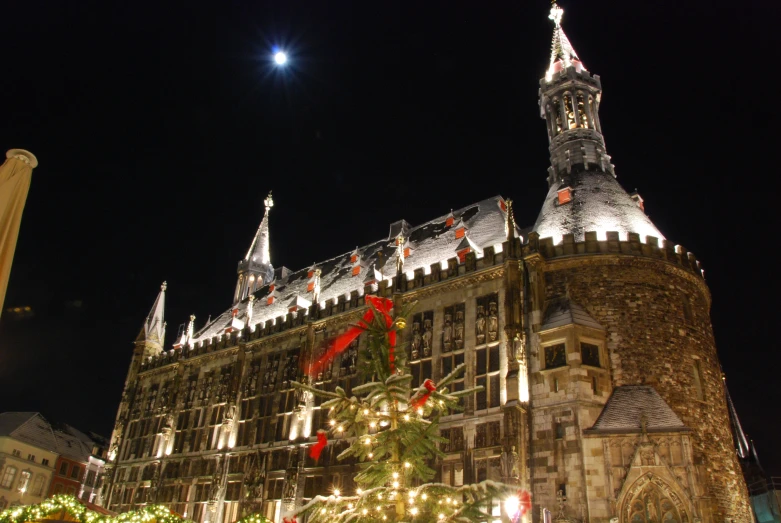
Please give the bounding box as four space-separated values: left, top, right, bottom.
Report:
546 3 584 81
235 192 276 303
533 4 665 245
135 281 167 354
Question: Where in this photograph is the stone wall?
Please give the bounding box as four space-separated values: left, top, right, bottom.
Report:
531 251 751 522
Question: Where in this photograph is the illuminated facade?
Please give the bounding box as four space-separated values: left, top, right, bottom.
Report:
103 5 751 523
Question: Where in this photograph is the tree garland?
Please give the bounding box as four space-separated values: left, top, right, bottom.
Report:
0 495 194 523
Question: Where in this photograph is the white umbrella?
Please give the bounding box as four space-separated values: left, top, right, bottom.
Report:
0 148 37 317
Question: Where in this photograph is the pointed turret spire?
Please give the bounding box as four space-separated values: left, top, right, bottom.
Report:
546 3 585 81
235 192 276 303
533 4 665 245
135 281 167 355
244 192 273 265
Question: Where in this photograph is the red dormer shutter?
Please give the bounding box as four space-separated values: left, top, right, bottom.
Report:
445 216 454 227
307 270 314 279
457 247 471 263
455 227 465 239
267 296 274 305
307 282 315 292
352 266 361 276
350 254 358 263
404 247 411 258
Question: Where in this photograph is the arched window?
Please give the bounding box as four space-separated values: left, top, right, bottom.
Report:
563 92 577 129
623 476 688 523
577 92 589 128
546 105 557 137
552 98 563 135
0 466 16 489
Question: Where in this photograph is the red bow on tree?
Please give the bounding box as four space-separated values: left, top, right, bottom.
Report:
309 295 396 377
309 429 328 460
410 379 437 410
514 489 532 522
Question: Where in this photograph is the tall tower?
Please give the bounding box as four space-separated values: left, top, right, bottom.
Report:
534 4 663 245
235 192 275 303
524 5 751 522
106 281 166 467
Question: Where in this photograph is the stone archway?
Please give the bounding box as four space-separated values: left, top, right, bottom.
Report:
620 474 691 523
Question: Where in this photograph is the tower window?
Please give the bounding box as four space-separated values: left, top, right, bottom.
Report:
555 422 564 439
544 343 567 369
692 360 704 401
580 343 600 367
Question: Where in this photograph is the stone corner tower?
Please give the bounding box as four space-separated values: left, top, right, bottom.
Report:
522 4 751 523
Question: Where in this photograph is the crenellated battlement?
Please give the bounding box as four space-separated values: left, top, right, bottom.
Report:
525 230 705 279
138 243 511 372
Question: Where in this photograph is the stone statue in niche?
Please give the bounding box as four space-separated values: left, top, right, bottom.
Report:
510 332 526 363
423 319 433 357
476 305 486 344
411 321 421 360
443 313 453 351
454 310 465 349
488 301 499 342
501 445 520 481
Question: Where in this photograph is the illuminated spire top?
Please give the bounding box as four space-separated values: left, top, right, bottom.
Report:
245 192 273 264
136 281 167 346
546 3 585 81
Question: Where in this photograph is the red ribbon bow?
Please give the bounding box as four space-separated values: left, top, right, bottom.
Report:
410 379 437 409
514 489 531 522
309 429 328 460
309 295 396 377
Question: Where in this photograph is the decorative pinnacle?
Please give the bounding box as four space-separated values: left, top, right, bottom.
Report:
549 3 563 27
264 192 274 214
161 281 167 292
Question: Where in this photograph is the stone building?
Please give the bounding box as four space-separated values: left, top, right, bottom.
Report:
102 5 751 523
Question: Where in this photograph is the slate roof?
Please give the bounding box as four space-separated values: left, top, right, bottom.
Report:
533 170 665 245
589 386 687 433
192 195 517 344
0 412 58 452
541 297 603 331
0 412 101 459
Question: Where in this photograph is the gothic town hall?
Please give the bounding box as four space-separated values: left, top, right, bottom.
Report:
100 6 752 523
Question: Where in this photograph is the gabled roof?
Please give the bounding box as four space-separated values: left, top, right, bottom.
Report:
191 196 516 344
541 297 602 331
0 412 58 452
589 386 687 433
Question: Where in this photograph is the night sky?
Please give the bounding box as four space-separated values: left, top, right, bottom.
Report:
1 1 779 475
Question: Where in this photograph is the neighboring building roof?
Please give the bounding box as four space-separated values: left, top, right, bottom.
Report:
589 386 687 433
191 195 517 344
0 412 105 460
541 297 603 331
533 170 665 246
0 412 58 452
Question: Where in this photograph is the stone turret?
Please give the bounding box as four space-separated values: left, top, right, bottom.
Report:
235 192 275 303
534 4 663 245
525 5 751 523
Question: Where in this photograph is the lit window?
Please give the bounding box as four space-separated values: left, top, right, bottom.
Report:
17 471 31 493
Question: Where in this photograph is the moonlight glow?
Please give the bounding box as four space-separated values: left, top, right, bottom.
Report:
273 51 288 65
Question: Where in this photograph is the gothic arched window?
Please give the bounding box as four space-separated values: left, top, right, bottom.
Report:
624 480 685 523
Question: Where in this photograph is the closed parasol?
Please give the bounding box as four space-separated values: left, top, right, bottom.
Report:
0 148 37 317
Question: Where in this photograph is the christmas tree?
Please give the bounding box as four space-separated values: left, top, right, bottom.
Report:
293 296 526 523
